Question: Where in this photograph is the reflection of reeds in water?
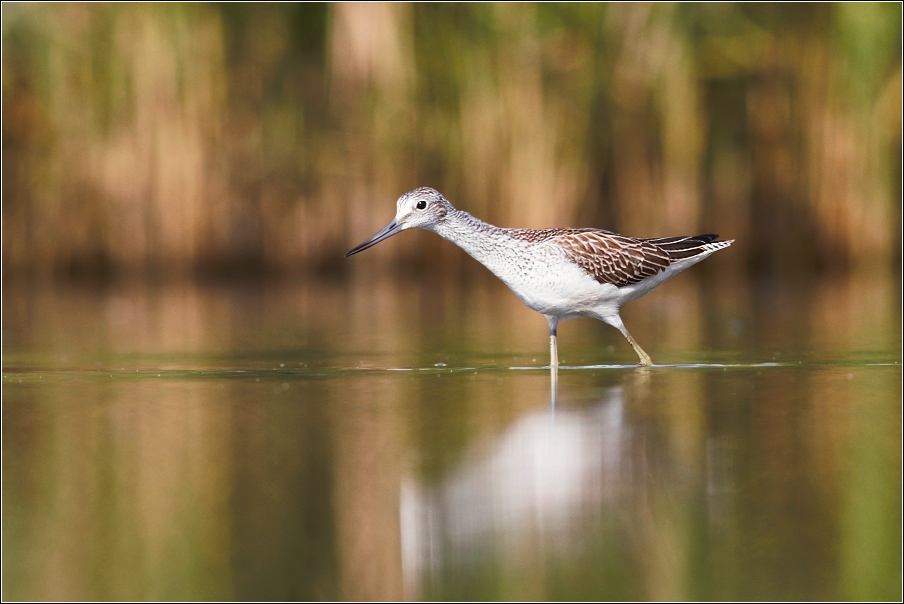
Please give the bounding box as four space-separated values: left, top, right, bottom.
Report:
2 379 235 600
2 270 900 600
2 4 901 278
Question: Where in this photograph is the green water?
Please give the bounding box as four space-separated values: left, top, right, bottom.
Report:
2 274 901 600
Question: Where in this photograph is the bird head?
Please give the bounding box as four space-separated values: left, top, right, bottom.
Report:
345 187 452 256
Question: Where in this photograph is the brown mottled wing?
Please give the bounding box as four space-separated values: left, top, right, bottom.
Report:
552 229 672 287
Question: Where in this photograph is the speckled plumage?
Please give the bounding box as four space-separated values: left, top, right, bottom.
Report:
346 187 733 366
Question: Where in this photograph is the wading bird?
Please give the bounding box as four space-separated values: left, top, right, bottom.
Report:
346 187 732 367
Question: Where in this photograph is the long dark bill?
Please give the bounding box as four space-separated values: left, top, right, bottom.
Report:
344 219 402 257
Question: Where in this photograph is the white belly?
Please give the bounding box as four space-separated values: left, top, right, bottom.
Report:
480 243 622 318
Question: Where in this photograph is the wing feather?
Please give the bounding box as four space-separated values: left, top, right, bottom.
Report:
556 231 670 286
508 228 726 287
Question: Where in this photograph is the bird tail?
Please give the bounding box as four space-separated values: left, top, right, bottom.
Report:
643 234 733 261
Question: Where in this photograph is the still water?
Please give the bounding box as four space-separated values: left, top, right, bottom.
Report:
2 272 901 600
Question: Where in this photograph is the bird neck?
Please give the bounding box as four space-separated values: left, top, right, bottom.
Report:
431 209 520 268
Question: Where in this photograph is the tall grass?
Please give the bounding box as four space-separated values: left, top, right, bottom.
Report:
2 3 900 279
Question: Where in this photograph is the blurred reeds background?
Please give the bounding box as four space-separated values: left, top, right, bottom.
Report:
2 3 901 281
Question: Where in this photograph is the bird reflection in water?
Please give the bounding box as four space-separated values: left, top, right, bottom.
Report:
399 381 629 598
399 367 736 599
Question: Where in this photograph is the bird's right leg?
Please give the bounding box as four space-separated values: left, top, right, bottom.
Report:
602 314 652 366
620 326 652 366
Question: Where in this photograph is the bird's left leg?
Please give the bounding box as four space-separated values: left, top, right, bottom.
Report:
544 315 560 369
544 315 560 404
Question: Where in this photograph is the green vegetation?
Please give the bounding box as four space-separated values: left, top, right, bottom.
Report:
2 3 901 279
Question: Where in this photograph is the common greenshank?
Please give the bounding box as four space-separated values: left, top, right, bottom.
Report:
346 187 733 367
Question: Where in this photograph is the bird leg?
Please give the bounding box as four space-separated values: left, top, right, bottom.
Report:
604 314 652 366
545 316 560 369
549 332 559 408
619 326 652 366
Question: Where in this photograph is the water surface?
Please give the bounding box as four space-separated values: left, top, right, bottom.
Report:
3 273 901 600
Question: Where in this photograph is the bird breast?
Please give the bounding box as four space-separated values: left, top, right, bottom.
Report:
464 236 620 317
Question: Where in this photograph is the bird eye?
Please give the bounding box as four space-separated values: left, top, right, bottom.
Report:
416 200 427 210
